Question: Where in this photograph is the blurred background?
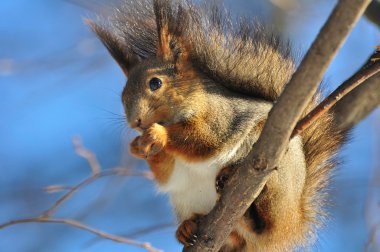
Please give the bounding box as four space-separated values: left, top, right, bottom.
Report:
0 0 379 251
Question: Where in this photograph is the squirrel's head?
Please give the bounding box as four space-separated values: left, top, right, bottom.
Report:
120 58 204 131
89 0 206 130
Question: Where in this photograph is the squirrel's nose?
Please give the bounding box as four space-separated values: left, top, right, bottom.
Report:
130 118 142 129
136 118 142 128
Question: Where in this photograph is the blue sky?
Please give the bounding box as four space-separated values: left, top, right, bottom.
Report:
0 0 379 251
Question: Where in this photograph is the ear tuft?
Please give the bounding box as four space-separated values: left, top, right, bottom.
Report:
153 0 189 65
86 18 140 77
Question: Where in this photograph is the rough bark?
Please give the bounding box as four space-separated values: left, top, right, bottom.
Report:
365 1 380 27
332 73 380 131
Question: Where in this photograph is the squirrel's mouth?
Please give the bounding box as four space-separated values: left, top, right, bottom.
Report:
157 121 169 126
134 120 168 132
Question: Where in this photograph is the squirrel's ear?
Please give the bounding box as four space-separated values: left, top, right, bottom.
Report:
154 0 189 67
86 19 140 77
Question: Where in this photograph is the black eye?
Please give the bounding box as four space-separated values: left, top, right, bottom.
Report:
149 77 162 91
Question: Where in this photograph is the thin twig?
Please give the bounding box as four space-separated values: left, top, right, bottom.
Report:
42 167 153 218
73 136 101 174
0 217 162 252
1 166 156 252
366 222 380 251
84 222 175 248
44 185 74 193
332 49 380 130
0 138 158 252
292 47 380 137
185 1 372 251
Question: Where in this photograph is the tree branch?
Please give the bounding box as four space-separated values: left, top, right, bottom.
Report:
333 73 380 130
42 167 152 218
73 136 101 175
0 139 158 252
0 217 161 252
84 222 175 248
292 46 380 137
332 47 380 131
365 0 380 28
185 0 372 251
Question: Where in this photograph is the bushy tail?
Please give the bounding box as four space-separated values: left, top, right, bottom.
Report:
299 96 347 239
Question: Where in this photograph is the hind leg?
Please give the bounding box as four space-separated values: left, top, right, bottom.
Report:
176 214 202 247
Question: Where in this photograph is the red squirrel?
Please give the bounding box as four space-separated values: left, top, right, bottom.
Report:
89 0 346 251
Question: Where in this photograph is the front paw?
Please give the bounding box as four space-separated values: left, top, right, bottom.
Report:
129 123 168 159
130 136 145 158
176 214 202 247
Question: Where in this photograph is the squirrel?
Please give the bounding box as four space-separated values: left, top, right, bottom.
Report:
88 0 346 251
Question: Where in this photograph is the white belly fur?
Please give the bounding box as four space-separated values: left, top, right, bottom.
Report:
157 141 243 222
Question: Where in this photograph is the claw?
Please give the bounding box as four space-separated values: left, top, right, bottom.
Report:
176 214 202 247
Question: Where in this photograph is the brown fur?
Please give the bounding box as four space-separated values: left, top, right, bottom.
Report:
176 214 201 246
89 0 347 251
